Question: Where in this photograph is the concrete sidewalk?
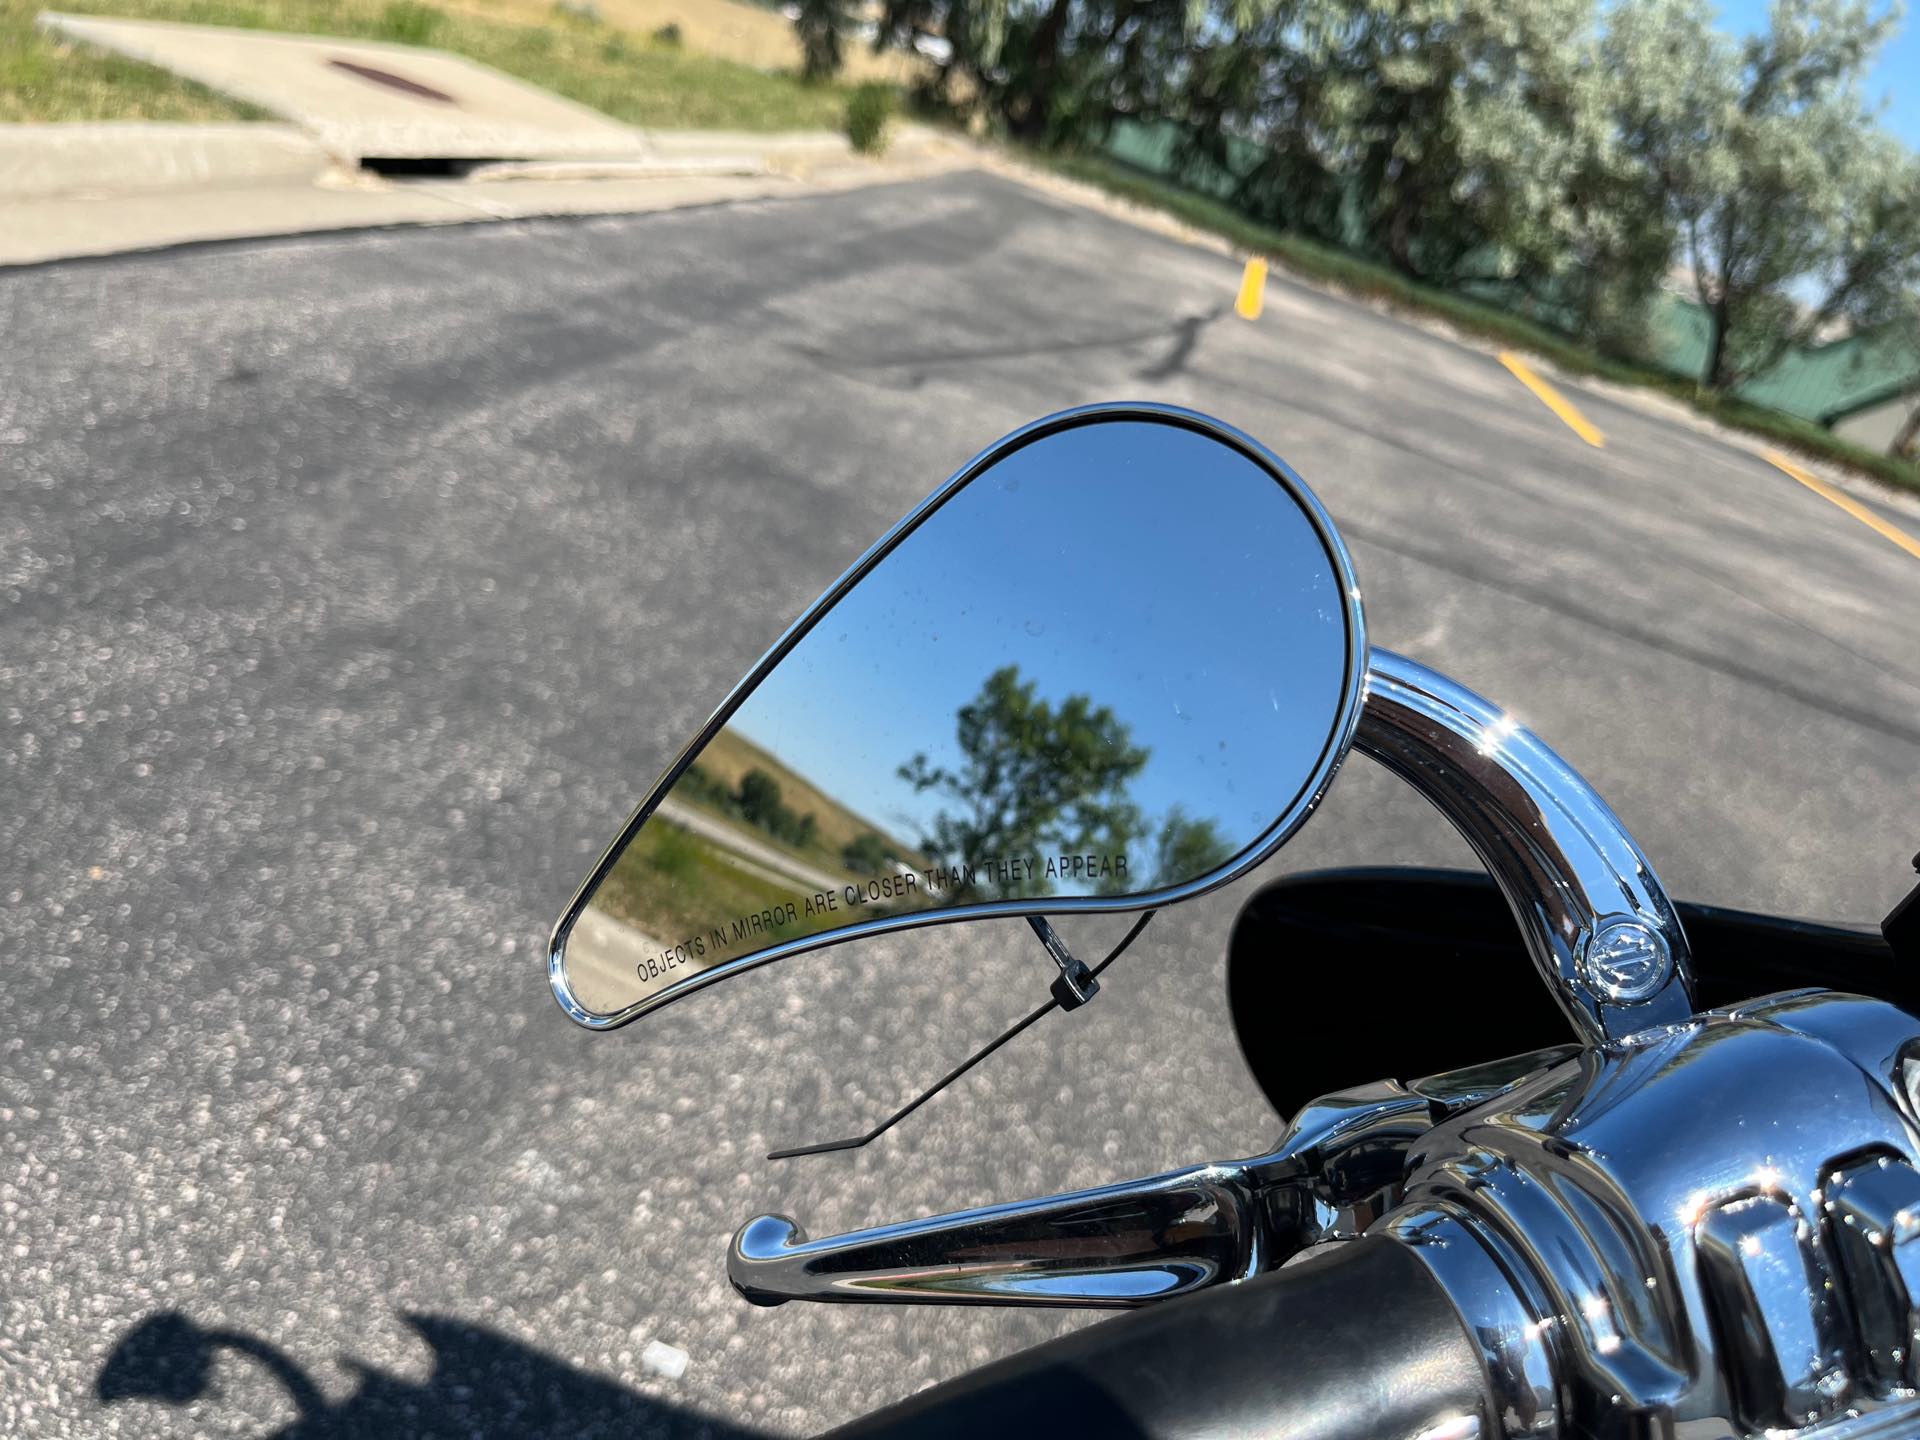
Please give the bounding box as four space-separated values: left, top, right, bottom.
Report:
40 12 654 164
4 10 967 266
0 122 968 266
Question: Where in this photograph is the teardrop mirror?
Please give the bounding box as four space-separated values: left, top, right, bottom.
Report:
550 404 1366 1028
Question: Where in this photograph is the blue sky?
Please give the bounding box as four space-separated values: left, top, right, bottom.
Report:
725 420 1354 894
1714 0 1919 147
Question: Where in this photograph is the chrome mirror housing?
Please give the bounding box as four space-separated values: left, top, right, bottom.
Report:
549 404 1368 1030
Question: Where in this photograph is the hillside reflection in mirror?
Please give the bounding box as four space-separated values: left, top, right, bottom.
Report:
558 417 1357 1020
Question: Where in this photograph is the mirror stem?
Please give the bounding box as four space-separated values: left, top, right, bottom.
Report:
1356 649 1694 1043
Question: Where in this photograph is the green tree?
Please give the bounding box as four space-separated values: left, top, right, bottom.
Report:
857 0 1920 381
871 0 1174 145
1611 0 1920 390
1113 0 1675 316
1127 0 1349 241
1150 808 1234 888
842 832 892 874
730 769 819 850
735 769 786 830
795 0 852 80
1443 0 1675 342
872 0 1006 110
898 666 1148 898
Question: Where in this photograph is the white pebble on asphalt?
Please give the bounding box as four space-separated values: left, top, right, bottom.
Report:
640 1338 689 1380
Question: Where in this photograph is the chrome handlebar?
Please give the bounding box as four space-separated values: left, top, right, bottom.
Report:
1382 990 1920 1437
723 654 1920 1438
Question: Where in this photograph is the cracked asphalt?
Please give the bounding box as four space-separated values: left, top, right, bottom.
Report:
4 168 1919 1438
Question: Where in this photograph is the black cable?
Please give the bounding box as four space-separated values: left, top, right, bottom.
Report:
1089 908 1156 979
766 910 1158 1160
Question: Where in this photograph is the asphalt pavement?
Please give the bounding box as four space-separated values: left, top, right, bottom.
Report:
4 168 1919 1438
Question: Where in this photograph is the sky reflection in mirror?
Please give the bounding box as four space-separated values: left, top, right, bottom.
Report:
560 418 1353 1018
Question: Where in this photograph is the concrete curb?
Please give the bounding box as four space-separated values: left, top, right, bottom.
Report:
0 123 333 201
646 126 945 159
466 156 769 182
0 131 975 267
2 3 956 261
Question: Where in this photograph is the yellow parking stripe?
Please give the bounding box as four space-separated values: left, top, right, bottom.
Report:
1235 258 1267 320
1498 352 1605 448
1762 450 1920 562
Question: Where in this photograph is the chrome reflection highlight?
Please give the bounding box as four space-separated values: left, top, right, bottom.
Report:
1383 1206 1561 1436
729 1172 1266 1309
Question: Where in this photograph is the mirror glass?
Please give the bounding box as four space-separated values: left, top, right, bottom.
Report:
554 410 1363 1025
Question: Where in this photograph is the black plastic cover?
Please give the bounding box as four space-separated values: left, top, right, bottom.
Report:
1229 866 1902 1118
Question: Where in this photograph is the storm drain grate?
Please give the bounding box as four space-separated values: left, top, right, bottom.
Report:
327 57 458 104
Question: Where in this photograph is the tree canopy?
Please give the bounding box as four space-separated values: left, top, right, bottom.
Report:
898 665 1149 898
808 0 1920 414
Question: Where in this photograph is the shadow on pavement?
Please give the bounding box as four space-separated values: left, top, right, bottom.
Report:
97 1309 773 1439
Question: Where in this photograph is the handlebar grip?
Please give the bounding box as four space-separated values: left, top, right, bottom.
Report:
828 1234 1491 1440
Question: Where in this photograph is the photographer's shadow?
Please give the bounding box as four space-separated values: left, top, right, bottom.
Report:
97 1309 772 1439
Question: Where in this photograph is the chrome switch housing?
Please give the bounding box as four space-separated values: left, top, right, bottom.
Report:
1826 1155 1920 1391
1696 1193 1852 1429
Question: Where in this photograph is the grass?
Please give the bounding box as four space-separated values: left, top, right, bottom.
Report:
1040 149 1920 497
689 730 925 875
3 0 861 129
453 0 915 83
0 0 263 120
592 821 851 956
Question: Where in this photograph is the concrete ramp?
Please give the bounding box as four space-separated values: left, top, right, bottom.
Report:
38 12 652 163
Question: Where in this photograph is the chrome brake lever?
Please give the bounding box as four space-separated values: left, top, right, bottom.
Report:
730 1163 1270 1309
729 1080 1442 1308
730 1048 1581 1309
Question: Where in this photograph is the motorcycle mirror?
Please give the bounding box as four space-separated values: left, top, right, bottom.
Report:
550 404 1367 1029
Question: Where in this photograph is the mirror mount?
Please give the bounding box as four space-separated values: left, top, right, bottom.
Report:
1355 648 1696 1044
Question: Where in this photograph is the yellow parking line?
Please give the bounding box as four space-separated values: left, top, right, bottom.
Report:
1235 257 1267 320
1762 450 1920 561
1498 351 1605 448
